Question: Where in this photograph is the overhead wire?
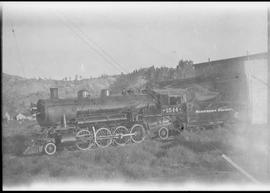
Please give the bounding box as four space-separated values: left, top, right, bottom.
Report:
64 14 129 73
51 8 127 74
52 8 182 75
98 13 178 66
56 13 121 73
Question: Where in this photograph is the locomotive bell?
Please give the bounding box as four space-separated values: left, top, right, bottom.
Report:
50 88 59 99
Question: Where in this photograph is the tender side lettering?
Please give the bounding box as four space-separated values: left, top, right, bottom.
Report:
196 108 233 114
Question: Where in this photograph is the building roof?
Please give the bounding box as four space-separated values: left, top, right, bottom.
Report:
192 52 268 67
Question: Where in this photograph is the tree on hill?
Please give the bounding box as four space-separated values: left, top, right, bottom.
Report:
74 74 78 81
176 59 194 79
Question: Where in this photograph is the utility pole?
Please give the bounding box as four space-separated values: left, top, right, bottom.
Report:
267 7 270 180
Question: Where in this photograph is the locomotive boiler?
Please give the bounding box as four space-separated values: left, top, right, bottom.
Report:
36 88 151 127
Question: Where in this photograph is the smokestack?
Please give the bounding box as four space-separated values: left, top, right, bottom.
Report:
50 88 59 99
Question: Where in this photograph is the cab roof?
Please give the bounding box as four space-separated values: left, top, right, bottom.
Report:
152 88 186 97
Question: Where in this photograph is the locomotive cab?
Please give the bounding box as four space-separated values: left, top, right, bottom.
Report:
143 89 188 140
152 89 187 116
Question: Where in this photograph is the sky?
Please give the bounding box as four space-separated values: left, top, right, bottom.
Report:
2 2 269 80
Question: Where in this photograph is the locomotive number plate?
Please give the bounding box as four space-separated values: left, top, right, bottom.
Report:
162 106 182 114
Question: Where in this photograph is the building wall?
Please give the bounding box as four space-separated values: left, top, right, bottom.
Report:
193 53 268 124
195 59 244 78
244 58 268 124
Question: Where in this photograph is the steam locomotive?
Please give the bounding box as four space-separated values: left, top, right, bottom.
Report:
24 85 236 156
24 88 183 155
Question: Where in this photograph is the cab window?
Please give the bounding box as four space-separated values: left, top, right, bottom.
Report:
169 97 177 105
169 96 182 105
177 96 182 104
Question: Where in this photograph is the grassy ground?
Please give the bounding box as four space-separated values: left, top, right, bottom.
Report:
3 120 268 189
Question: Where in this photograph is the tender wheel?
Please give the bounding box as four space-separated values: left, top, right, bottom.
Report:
95 128 112 148
113 126 130 146
44 142 56 155
159 127 169 140
130 124 145 143
76 129 95 150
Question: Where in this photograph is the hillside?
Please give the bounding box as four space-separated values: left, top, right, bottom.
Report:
2 60 195 116
2 73 117 116
109 60 195 93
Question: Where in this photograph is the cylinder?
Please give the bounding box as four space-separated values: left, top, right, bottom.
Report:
60 134 77 144
50 88 58 99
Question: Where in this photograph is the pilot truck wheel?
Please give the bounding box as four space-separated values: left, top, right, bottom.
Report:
44 142 57 155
